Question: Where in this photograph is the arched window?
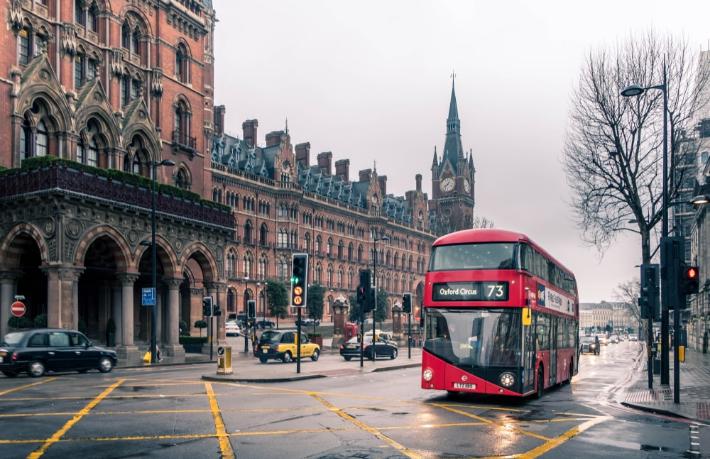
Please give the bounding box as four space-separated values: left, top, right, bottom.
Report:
86 136 98 166
121 75 130 107
277 257 289 280
176 167 190 189
18 25 33 66
19 116 32 160
88 2 99 32
75 0 85 26
35 120 48 157
74 54 85 89
176 43 190 83
327 265 334 287
132 30 141 56
121 22 130 49
127 135 150 176
226 250 237 278
243 253 253 278
260 224 269 246
227 289 236 312
338 268 344 289
348 269 354 289
358 245 363 263
174 100 190 142
132 155 142 175
244 221 253 244
348 243 353 261
315 263 322 284
327 238 333 256
315 235 322 254
122 154 131 172
258 254 267 280
304 233 311 252
394 253 400 269
338 240 344 259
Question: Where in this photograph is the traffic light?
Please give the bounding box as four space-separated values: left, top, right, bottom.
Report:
202 296 213 317
681 265 700 295
402 292 412 314
358 269 374 312
247 300 256 319
213 302 222 317
291 253 308 307
640 263 659 320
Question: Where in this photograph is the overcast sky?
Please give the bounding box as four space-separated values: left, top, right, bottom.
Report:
213 0 710 303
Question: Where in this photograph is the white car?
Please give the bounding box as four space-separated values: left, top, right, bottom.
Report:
225 321 241 337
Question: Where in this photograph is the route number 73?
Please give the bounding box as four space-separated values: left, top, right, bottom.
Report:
486 284 504 298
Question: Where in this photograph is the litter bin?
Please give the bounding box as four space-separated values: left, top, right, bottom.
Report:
217 346 233 375
652 358 661 375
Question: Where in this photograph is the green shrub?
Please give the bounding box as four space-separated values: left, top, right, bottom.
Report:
179 336 208 345
8 316 33 329
194 319 208 337
33 314 48 328
179 320 189 336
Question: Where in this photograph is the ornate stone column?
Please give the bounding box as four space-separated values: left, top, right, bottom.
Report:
42 266 82 329
0 272 19 339
112 283 122 346
163 278 185 360
205 281 227 347
116 272 140 363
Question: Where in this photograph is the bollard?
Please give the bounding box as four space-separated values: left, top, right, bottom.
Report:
678 345 685 363
217 346 233 375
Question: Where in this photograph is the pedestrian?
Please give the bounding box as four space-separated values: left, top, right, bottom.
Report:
703 330 708 354
594 335 600 355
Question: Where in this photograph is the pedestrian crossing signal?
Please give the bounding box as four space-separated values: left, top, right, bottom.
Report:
681 266 699 295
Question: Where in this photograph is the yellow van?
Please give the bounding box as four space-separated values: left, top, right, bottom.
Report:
257 330 320 363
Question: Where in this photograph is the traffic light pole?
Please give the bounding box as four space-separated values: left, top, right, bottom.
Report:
209 316 214 361
674 294 680 403
360 298 364 368
408 312 411 359
296 307 302 374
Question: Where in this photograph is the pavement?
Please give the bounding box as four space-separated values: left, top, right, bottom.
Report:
621 346 710 425
202 343 422 383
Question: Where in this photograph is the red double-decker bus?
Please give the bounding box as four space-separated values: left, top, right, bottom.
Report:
421 229 579 398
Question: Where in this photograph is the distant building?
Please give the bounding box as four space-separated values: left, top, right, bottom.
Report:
579 302 636 332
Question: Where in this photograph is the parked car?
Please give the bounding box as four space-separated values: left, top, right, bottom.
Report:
629 335 639 342
364 330 395 344
295 318 320 327
225 321 241 337
609 335 620 344
0 329 117 377
255 319 275 330
339 336 398 361
256 329 320 363
579 336 599 355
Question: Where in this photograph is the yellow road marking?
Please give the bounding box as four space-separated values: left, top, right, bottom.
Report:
205 382 235 459
435 402 529 413
26 379 124 459
309 392 423 459
0 393 206 402
517 416 610 458
0 378 56 397
431 403 552 442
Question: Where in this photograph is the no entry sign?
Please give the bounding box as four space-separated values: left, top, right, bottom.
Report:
11 301 26 318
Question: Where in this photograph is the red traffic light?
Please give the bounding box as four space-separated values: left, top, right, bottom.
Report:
686 267 698 279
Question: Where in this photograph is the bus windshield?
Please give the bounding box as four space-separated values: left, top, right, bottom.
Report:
425 309 521 367
430 243 517 271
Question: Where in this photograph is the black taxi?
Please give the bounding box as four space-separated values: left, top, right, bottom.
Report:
0 329 117 377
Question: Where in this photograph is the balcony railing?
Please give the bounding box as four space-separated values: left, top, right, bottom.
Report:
0 162 233 228
172 129 197 151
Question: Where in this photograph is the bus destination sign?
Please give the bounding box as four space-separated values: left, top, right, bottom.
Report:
433 282 509 301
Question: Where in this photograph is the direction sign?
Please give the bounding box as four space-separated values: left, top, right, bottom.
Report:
11 301 26 318
142 288 156 307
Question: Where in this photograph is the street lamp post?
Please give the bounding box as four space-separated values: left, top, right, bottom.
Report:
622 61 675 396
372 234 390 360
148 159 175 364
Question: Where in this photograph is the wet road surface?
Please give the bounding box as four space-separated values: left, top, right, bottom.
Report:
0 341 704 458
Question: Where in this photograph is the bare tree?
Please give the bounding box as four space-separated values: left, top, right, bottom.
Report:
564 32 710 265
614 278 641 323
472 216 495 229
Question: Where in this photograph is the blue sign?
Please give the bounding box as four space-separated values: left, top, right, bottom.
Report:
536 283 546 307
142 288 156 307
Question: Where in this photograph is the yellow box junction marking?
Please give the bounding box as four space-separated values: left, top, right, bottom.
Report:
517 416 610 459
309 392 423 459
26 378 124 459
204 382 235 459
0 377 56 397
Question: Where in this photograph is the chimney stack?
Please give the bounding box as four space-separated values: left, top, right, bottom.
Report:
295 142 310 168
335 159 350 182
415 174 422 192
358 168 372 182
265 131 283 147
242 119 258 147
378 175 387 196
214 105 225 136
317 152 333 176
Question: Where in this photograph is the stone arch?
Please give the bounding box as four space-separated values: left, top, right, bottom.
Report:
119 6 153 37
131 235 179 278
16 87 72 136
123 129 161 167
73 224 131 271
74 107 121 150
179 242 219 283
0 223 50 270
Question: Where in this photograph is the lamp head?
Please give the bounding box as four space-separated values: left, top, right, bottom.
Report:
691 194 710 206
621 85 645 97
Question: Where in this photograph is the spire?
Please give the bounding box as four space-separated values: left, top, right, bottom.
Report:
432 146 438 167
448 71 459 121
285 116 289 135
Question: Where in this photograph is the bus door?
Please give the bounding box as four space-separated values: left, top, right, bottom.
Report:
523 313 535 392
549 316 558 385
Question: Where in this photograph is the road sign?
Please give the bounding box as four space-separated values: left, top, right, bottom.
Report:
217 346 225 356
11 301 26 318
142 288 156 307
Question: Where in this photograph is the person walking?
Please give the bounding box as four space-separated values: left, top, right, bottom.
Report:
703 330 708 354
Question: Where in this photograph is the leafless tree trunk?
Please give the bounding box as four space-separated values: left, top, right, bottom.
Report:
614 279 641 323
472 216 495 229
564 32 710 265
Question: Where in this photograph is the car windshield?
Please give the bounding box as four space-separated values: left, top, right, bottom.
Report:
259 331 281 344
1 332 26 346
581 336 595 344
430 243 517 271
425 308 521 367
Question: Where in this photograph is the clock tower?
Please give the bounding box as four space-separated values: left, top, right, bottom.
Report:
430 77 476 235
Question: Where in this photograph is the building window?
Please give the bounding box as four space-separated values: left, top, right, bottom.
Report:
258 255 267 280
74 55 85 89
87 59 98 81
132 30 141 56
75 0 85 26
18 27 32 66
244 221 253 244
35 120 48 157
176 168 190 189
243 253 253 278
86 137 98 166
20 118 32 160
174 100 190 141
121 22 130 49
176 43 189 83
121 76 130 107
88 2 99 32
260 224 269 246
131 79 142 101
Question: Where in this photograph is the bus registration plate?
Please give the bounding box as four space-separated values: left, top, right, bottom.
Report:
453 382 476 390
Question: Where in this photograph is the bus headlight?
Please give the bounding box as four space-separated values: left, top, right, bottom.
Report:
499 372 515 388
423 368 434 382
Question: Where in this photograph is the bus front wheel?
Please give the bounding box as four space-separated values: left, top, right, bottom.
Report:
535 367 544 399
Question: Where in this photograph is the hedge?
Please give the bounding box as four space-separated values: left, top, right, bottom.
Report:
7 156 230 213
179 336 208 345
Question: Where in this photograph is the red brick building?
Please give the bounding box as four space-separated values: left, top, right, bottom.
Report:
0 1 473 362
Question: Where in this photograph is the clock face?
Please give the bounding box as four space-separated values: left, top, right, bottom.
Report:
464 178 470 193
440 177 455 192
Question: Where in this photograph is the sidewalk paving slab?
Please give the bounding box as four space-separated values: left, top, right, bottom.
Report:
621 347 710 425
